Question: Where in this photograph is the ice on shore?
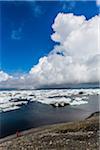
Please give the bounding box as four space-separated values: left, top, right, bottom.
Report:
0 88 99 112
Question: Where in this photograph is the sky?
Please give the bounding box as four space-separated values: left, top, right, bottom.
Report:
0 0 100 89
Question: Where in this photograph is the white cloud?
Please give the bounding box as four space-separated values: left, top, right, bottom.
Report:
31 1 43 17
0 13 100 89
0 71 12 82
11 27 22 40
96 0 100 6
62 1 76 12
30 13 100 87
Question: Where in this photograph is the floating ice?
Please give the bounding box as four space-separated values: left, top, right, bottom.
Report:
2 106 20 112
0 88 99 112
70 100 88 105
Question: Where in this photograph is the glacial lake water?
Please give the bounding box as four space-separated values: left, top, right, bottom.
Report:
0 95 99 138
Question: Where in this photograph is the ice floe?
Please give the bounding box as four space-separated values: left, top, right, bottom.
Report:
0 88 99 112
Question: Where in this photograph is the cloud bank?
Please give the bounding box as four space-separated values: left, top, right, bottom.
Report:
0 13 100 89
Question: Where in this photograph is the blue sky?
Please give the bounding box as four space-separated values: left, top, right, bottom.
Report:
1 0 99 74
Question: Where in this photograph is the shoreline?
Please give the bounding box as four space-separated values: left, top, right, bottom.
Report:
0 111 99 145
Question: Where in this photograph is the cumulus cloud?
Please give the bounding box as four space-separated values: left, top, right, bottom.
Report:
0 71 12 82
29 13 100 87
0 13 100 89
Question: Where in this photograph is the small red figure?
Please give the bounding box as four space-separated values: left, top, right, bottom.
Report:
16 130 20 137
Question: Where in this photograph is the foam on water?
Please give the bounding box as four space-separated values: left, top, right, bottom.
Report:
0 88 99 112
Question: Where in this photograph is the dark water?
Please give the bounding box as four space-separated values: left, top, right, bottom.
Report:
0 95 99 138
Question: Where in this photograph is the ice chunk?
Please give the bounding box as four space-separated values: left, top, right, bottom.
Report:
70 100 88 105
